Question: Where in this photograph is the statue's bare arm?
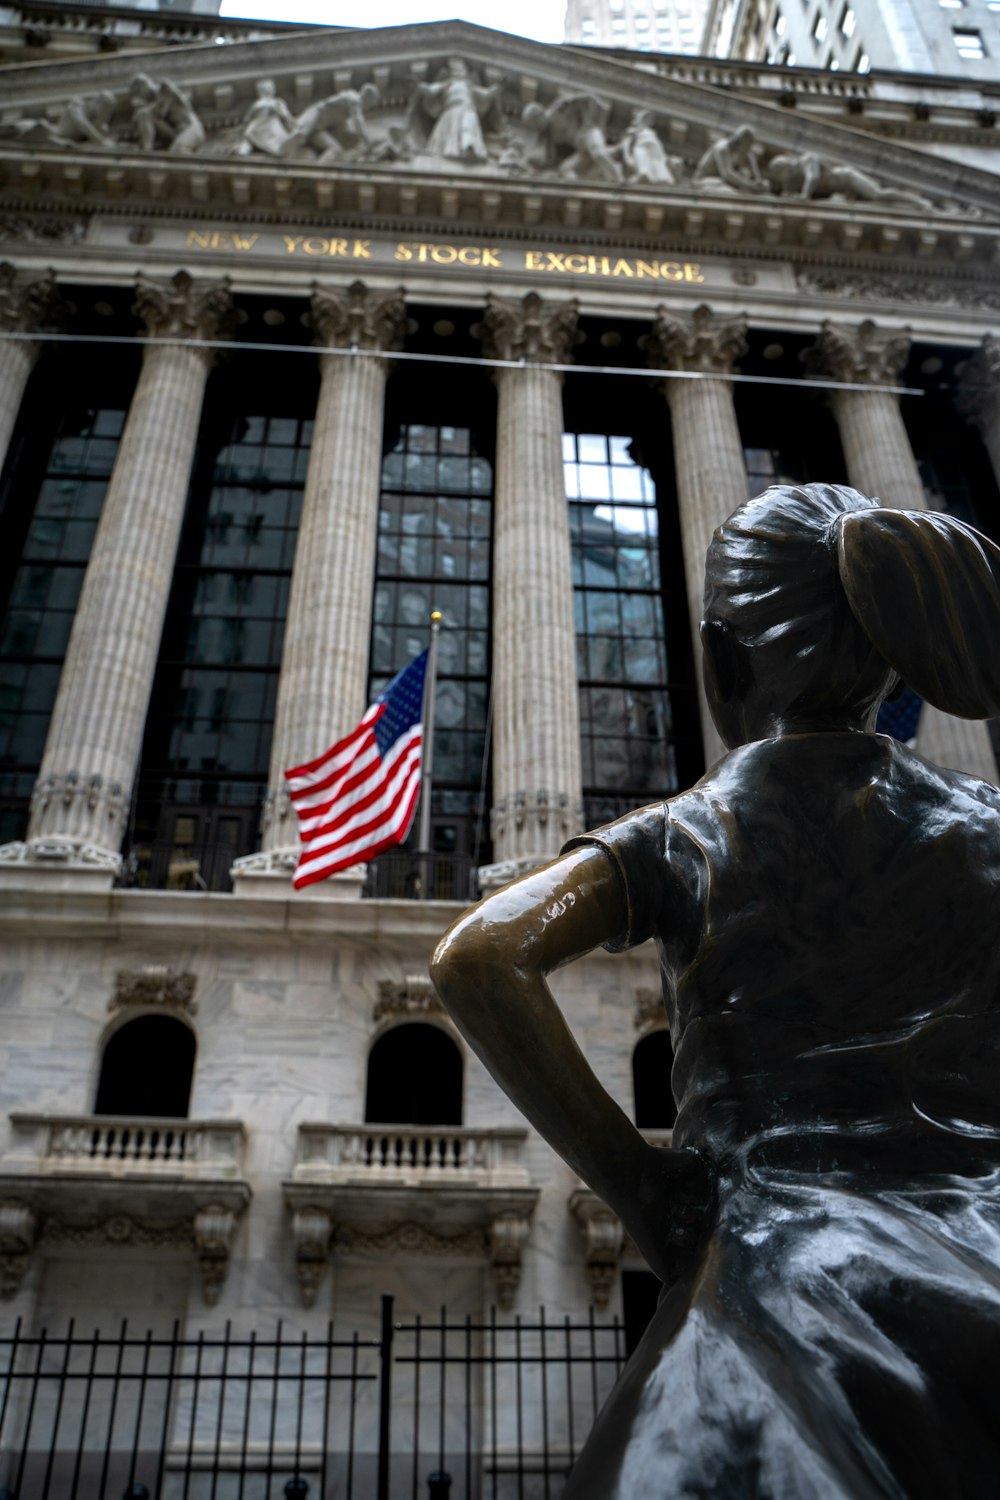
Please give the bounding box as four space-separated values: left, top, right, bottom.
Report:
430 846 715 1282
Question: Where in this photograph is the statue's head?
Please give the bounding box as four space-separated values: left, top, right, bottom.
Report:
257 79 277 99
701 484 894 747
702 481 1000 748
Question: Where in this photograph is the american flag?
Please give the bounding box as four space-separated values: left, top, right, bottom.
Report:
285 651 429 891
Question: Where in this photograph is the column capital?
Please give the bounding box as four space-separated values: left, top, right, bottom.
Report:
475 291 581 365
641 303 747 375
310 280 411 352
805 319 911 387
956 335 1000 425
0 263 69 335
133 269 238 345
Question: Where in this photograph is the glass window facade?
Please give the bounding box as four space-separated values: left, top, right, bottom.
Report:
0 399 127 841
369 420 494 868
565 432 677 823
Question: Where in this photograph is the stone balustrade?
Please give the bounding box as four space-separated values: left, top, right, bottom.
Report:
292 1121 531 1186
7 1113 246 1177
284 1121 537 1308
0 1113 251 1303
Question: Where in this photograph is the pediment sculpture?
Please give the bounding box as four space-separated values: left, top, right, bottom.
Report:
235 79 380 164
0 61 963 212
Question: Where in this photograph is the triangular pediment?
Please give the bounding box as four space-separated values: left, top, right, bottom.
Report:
1 19 997 224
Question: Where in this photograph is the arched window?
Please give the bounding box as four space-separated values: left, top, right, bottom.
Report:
632 1029 676 1130
95 1014 196 1118
364 1023 463 1127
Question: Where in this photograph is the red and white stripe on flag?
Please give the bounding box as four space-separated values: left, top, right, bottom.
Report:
285 651 428 890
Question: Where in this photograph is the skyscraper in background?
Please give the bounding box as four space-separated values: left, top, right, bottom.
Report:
703 0 1000 76
564 0 709 55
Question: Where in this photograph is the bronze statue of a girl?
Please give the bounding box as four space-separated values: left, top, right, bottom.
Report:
431 483 1000 1498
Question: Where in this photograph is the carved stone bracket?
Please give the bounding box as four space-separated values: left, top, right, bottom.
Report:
0 262 70 336
489 1210 531 1311
956 335 1000 427
374 976 444 1025
291 1207 334 1307
569 1189 624 1310
0 1202 38 1300
475 291 581 365
804 319 911 387
642 303 748 375
310 280 413 352
133 268 238 350
110 966 197 1017
193 1204 239 1306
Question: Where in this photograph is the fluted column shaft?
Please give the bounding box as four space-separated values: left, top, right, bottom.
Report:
27 271 235 859
0 266 67 475
479 293 583 869
812 320 996 780
262 281 409 854
644 305 749 771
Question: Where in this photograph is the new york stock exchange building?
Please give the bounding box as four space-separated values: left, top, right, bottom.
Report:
0 7 999 1495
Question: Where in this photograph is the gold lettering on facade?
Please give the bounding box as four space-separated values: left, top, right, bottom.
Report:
184 228 706 285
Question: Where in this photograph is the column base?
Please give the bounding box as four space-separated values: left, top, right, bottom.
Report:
230 847 366 900
0 836 121 893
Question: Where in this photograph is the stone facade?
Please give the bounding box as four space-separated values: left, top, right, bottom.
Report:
0 9 999 1490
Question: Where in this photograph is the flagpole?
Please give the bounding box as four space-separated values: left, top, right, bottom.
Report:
417 610 442 865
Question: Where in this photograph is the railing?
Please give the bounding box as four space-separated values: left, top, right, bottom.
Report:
292 1125 530 1187
6 1114 247 1178
362 852 480 903
119 840 245 894
0 1297 626 1500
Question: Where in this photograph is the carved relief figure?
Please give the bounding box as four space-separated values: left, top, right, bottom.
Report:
619 109 676 185
130 74 205 155
766 149 932 209
412 59 499 164
2 93 117 149
233 80 379 164
694 124 764 191
289 85 380 163
236 78 296 157
432 482 1000 1497
524 94 622 183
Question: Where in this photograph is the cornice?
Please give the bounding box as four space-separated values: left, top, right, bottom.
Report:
2 148 995 277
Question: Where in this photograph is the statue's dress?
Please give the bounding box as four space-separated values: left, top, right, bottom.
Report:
566 732 1000 1500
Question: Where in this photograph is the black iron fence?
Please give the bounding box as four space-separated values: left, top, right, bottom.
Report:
0 1299 624 1500
361 852 479 904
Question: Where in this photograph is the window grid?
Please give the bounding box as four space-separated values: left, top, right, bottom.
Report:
0 404 126 827
142 412 310 802
565 432 678 811
370 423 494 846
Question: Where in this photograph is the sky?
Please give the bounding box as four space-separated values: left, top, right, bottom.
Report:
218 0 566 44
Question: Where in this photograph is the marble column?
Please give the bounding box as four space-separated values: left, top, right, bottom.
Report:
14 271 236 881
0 264 68 476
809 319 996 780
958 335 1000 496
643 304 749 771
477 292 583 880
239 281 410 885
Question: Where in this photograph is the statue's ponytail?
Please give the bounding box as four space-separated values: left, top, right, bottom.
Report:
835 509 1000 720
